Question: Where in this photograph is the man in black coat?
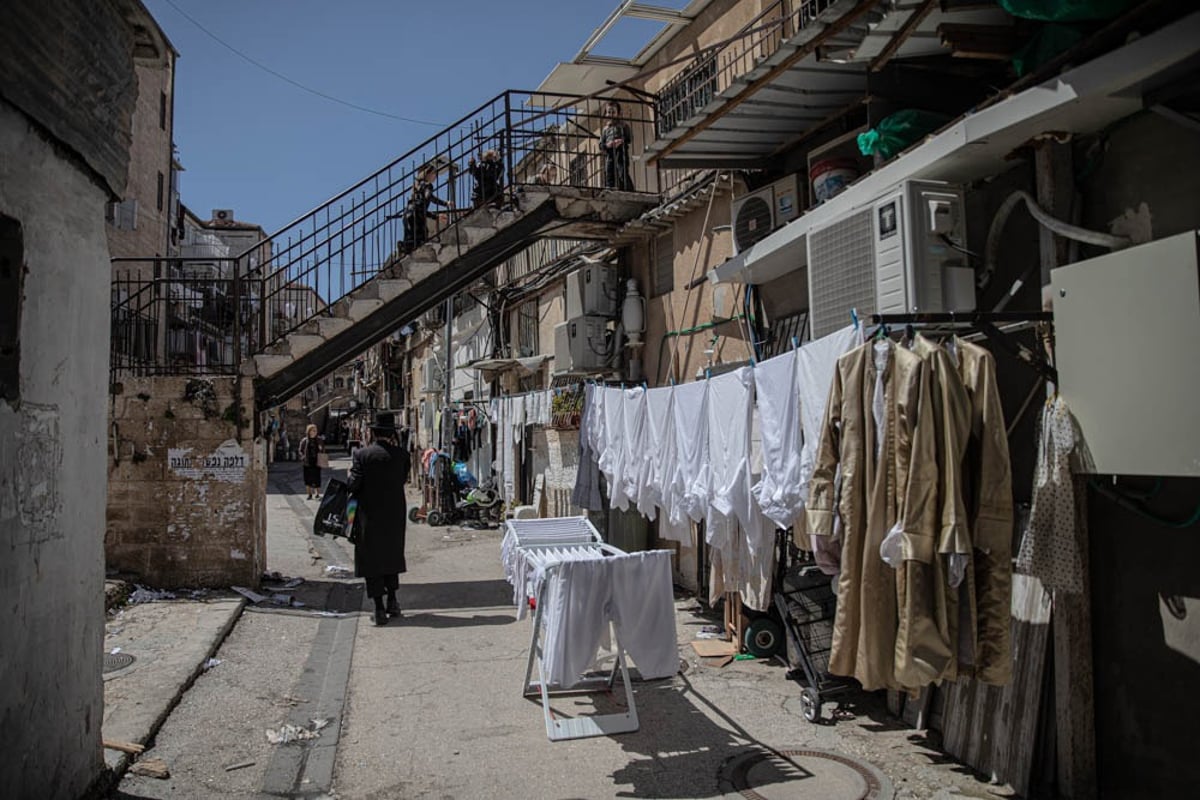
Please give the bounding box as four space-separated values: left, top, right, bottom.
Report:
348 412 411 626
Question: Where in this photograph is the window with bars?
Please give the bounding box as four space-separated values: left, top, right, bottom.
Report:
517 300 538 357
656 55 717 138
653 231 674 297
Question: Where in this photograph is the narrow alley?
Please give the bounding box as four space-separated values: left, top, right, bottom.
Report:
104 453 1001 800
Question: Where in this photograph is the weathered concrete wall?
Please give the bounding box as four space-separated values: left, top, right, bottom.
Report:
0 0 140 198
106 55 176 265
0 100 111 799
107 375 267 588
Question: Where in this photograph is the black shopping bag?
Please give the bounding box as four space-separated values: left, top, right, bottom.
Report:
314 478 350 537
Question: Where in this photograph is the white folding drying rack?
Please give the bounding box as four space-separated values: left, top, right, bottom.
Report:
503 516 639 741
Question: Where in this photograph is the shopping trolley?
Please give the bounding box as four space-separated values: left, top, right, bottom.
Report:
773 554 856 723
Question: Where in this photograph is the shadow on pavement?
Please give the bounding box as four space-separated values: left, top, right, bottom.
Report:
372 611 515 629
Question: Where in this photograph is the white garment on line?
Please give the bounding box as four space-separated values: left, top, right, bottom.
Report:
598 387 626 500
618 387 648 512
539 550 678 688
671 380 711 528
706 368 756 551
637 386 672 522
797 324 861 504
752 350 803 529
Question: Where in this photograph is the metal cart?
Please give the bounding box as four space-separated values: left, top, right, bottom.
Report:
773 550 856 723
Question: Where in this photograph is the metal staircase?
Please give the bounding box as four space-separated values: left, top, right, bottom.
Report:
111 90 659 406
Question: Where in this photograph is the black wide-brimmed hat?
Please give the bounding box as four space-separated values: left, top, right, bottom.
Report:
369 411 398 432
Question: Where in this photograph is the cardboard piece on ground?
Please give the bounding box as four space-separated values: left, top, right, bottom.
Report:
704 654 736 668
691 639 738 658
130 758 170 779
103 739 144 754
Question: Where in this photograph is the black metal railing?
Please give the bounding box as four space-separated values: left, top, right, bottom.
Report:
111 90 658 380
654 0 843 141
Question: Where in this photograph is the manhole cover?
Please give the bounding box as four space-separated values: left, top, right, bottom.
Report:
104 652 135 673
720 748 893 800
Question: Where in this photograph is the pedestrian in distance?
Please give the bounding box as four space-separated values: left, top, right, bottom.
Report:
299 424 325 499
403 166 451 252
347 412 412 626
278 426 290 463
467 149 504 209
600 100 634 191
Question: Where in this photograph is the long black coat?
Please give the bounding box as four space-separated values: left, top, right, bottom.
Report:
347 440 410 578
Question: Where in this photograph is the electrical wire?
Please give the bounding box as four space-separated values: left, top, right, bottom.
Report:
1089 479 1200 529
159 0 445 127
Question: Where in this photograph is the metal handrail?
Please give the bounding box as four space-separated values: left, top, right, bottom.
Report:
111 89 660 381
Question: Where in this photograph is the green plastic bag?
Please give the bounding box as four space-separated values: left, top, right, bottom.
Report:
1012 23 1087 76
857 110 951 160
999 0 1136 22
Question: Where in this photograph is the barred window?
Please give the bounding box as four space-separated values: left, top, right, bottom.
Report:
653 231 674 297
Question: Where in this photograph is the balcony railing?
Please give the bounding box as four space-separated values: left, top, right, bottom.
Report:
654 0 843 142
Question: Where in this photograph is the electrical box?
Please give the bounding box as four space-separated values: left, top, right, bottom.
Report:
1051 231 1200 476
569 316 610 371
565 264 618 319
807 180 975 338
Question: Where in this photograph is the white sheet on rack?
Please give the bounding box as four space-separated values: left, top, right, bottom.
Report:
753 350 802 528
540 550 678 688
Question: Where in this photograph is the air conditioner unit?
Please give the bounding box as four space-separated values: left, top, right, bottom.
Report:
212 209 234 223
420 357 443 394
553 321 570 372
807 180 975 339
565 263 618 319
555 316 609 372
731 174 802 254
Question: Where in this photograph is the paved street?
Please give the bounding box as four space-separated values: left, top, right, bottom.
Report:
109 456 1011 800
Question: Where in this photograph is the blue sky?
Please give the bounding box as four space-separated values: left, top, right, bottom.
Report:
144 0 681 233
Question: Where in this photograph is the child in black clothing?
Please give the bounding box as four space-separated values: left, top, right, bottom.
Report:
468 149 504 209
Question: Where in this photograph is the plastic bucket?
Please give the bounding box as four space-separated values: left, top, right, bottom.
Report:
809 157 860 203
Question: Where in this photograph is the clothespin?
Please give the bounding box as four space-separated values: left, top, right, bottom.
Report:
641 380 648 391
850 308 860 330
705 367 711 380
791 336 799 351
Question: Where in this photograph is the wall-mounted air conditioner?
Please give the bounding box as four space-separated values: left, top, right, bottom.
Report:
554 316 609 372
565 263 618 319
731 174 802 254
420 357 443 394
212 209 234 223
807 180 975 339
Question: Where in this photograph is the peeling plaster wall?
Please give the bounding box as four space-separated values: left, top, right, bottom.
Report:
0 100 109 800
106 375 266 588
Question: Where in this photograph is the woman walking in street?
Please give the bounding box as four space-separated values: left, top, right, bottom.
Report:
347 412 411 626
299 423 324 499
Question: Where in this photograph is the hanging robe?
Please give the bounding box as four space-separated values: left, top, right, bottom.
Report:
806 340 940 691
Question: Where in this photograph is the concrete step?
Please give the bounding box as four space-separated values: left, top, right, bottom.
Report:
286 334 325 359
347 299 384 321
254 353 293 377
373 279 412 303
315 316 353 338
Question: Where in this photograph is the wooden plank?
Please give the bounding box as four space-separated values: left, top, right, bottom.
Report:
938 573 1052 795
102 739 144 754
130 758 170 779
691 639 738 657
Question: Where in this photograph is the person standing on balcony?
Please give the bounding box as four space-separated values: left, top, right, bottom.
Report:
468 149 504 209
404 166 451 252
601 101 634 191
299 423 325 499
347 412 411 626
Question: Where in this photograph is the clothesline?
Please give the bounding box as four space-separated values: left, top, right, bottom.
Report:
572 324 863 613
